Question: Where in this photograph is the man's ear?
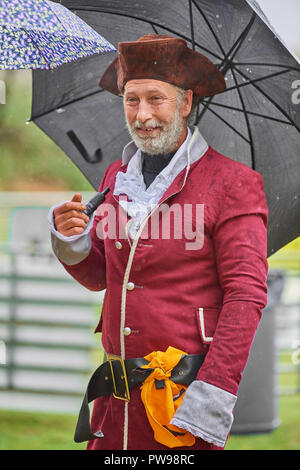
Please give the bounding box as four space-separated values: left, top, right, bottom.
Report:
181 90 193 118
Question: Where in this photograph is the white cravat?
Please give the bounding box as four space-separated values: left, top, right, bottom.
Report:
114 126 208 239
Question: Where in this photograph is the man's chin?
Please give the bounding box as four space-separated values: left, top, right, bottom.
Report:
135 139 171 155
130 134 163 155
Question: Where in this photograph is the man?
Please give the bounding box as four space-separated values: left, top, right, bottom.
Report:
49 35 268 450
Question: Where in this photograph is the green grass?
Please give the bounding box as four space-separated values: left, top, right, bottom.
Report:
0 408 86 450
226 394 300 450
0 395 299 450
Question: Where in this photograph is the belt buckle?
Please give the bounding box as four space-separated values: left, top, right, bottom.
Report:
107 353 130 402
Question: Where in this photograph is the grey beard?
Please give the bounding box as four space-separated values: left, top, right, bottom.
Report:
125 107 185 156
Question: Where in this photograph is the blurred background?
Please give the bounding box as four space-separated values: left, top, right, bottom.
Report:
0 0 299 450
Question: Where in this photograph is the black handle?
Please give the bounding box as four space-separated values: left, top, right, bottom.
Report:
82 187 110 217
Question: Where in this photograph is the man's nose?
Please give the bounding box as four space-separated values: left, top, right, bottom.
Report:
136 100 153 122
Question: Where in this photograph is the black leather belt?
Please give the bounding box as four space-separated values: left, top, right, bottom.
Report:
74 353 206 443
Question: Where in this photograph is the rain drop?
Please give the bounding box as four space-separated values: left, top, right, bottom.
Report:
216 14 220 18
217 24 223 29
56 108 65 114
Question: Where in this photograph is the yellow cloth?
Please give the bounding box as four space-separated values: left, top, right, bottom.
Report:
140 346 195 448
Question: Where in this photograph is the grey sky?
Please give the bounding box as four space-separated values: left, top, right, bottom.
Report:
257 0 300 53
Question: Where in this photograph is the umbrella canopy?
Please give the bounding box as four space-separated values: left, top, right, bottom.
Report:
0 0 115 70
30 0 300 256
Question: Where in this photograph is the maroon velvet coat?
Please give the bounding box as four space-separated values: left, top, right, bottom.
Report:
61 146 268 450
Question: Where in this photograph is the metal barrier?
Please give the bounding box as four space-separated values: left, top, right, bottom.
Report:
270 252 300 396
0 243 104 412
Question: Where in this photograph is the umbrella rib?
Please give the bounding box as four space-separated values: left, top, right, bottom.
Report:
195 13 257 123
30 89 105 121
197 102 251 144
207 102 293 125
69 7 224 61
222 69 293 94
150 23 159 34
234 62 300 73
188 0 195 50
218 12 256 75
20 28 50 68
191 0 226 56
231 64 300 133
230 66 255 169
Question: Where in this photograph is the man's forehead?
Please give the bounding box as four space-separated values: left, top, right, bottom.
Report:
124 79 177 95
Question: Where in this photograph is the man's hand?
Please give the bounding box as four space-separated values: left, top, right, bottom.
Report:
53 193 90 237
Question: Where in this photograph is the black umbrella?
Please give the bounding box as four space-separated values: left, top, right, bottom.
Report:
30 0 300 257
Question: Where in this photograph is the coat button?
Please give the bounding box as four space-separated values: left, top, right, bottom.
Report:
123 327 131 336
115 241 122 249
126 282 135 290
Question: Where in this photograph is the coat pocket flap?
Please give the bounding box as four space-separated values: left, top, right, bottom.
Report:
196 307 220 344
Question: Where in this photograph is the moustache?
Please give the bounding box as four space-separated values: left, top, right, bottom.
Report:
132 119 165 131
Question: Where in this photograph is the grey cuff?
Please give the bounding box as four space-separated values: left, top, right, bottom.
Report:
170 380 237 448
48 203 94 266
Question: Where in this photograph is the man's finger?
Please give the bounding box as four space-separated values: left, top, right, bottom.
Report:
54 201 86 216
59 217 88 231
71 193 82 203
55 210 90 225
63 227 86 236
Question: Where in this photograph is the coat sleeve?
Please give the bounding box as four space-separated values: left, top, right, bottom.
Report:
49 166 115 292
171 168 268 448
56 212 106 292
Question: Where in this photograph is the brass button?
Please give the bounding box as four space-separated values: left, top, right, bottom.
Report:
123 327 132 336
115 241 122 250
126 282 135 291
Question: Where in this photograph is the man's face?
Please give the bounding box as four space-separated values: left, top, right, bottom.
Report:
123 79 192 155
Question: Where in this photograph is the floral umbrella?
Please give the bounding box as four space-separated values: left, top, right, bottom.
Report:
0 0 116 70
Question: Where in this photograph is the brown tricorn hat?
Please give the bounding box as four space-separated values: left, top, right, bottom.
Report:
99 34 226 97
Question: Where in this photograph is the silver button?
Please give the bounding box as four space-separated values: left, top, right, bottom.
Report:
123 327 131 336
126 282 135 290
115 241 122 250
